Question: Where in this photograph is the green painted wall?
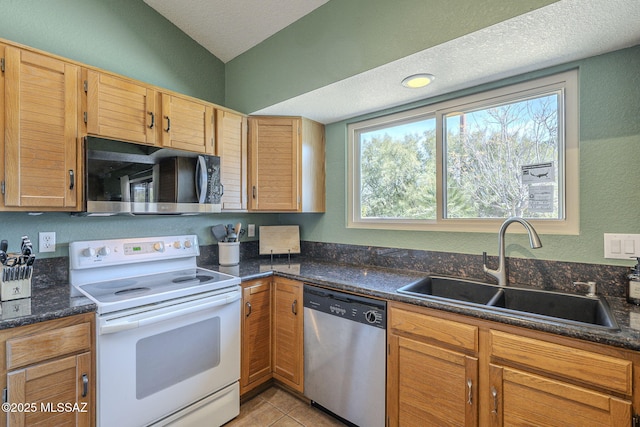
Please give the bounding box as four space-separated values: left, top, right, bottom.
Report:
225 0 559 113
281 46 640 267
0 0 224 103
0 0 277 257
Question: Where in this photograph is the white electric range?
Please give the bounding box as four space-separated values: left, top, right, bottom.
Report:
70 235 241 427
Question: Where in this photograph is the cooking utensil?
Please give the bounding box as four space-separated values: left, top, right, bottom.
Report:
234 222 242 242
211 225 228 242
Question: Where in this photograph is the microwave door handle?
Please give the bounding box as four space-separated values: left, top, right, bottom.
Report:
196 155 208 203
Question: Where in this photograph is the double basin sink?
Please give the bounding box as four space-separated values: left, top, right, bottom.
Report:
397 276 619 330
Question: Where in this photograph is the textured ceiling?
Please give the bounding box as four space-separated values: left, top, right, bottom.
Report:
143 0 329 63
145 0 640 124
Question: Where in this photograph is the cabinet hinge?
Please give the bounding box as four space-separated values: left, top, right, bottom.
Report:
83 111 88 124
633 414 640 427
2 388 6 404
83 80 88 93
0 58 4 73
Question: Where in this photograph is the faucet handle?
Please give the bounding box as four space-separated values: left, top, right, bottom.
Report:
573 281 597 298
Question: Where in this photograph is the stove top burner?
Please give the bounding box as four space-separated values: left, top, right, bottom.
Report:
114 287 151 296
75 267 240 314
172 274 215 284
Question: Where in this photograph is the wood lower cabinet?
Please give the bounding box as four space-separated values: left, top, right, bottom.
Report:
216 110 248 211
3 46 81 209
248 116 325 212
388 302 639 427
241 278 272 395
272 277 304 392
388 305 479 426
240 277 304 396
0 313 95 427
160 93 214 154
85 69 157 145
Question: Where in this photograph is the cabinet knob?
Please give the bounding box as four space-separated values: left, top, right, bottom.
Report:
148 111 155 129
245 301 252 317
490 386 498 414
164 115 171 132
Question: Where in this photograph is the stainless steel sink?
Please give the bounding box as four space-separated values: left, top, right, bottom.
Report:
398 276 502 305
397 276 619 330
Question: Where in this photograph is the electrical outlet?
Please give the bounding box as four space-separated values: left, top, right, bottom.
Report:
248 224 255 237
39 232 56 253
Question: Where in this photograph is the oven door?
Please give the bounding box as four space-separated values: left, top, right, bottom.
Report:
96 289 241 427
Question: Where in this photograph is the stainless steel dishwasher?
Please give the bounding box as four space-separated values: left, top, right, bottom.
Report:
303 284 386 427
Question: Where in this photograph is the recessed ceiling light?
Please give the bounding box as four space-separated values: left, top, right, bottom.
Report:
401 73 435 88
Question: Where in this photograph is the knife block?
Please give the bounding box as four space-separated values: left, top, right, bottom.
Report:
0 266 32 301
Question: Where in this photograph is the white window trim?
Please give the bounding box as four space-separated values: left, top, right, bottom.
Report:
347 70 579 235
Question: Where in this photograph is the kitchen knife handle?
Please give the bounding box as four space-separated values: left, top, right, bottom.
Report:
292 299 298 315
164 115 171 132
69 170 75 190
82 373 89 397
148 111 155 129
245 301 252 317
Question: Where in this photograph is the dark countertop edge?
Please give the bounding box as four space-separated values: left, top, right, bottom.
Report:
0 299 96 331
224 259 640 352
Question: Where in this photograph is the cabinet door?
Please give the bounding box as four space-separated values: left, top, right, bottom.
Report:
249 117 299 211
272 277 303 392
161 94 214 154
216 110 247 211
86 69 156 145
387 334 478 427
241 279 272 395
488 364 631 427
7 352 92 427
4 47 79 208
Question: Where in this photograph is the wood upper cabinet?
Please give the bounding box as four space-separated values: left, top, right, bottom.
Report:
248 116 325 212
216 110 247 210
388 302 639 427
160 93 214 154
388 305 479 427
85 69 157 145
3 46 80 209
272 277 304 392
241 278 272 395
0 313 94 427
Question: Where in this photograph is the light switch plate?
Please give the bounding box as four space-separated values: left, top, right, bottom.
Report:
604 233 640 260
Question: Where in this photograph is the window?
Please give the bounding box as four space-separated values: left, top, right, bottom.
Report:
347 70 579 234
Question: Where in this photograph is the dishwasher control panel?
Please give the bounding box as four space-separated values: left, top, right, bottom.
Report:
303 284 386 329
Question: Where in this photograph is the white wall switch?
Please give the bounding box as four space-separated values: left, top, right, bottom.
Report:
248 224 256 237
39 232 56 253
604 233 640 259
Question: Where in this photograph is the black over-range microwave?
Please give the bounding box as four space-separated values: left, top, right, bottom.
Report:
84 137 222 215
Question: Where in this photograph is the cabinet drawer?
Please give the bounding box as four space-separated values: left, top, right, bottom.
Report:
490 330 632 395
6 322 91 370
389 306 478 353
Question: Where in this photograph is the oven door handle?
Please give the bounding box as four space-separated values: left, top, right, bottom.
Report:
99 290 241 335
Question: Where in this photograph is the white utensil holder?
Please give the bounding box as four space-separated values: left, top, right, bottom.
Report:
218 242 240 266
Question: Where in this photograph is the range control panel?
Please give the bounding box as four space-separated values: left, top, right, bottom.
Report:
69 235 199 270
303 284 386 329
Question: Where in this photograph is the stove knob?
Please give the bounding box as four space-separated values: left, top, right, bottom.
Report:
184 240 192 248
82 247 96 257
173 241 182 249
153 242 164 252
98 246 111 256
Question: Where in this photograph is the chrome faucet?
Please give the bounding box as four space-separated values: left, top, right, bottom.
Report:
483 217 542 287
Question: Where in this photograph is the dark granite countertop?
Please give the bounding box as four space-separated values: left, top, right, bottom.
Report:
0 281 95 331
205 257 640 352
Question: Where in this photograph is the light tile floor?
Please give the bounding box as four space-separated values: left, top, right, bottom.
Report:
225 386 346 427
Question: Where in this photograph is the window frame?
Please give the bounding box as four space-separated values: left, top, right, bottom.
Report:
347 69 579 234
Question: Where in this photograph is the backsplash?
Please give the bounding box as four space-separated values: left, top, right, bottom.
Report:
33 240 630 298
